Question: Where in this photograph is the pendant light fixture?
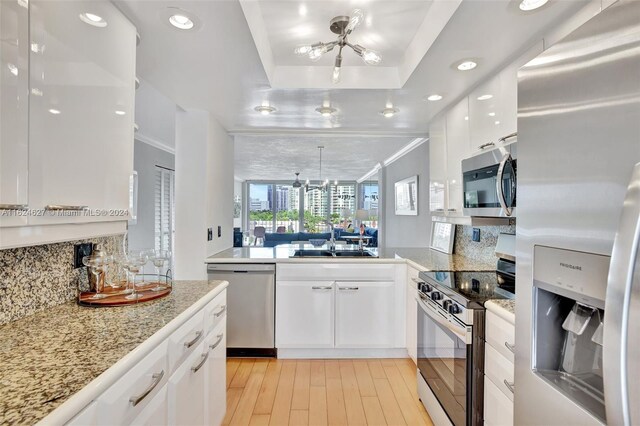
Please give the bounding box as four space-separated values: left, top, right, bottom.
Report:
295 9 382 84
292 172 302 188
300 146 337 192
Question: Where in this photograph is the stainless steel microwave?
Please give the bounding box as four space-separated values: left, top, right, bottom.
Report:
461 142 517 218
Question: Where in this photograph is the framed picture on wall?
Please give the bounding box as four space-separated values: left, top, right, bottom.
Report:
430 221 456 254
394 175 418 215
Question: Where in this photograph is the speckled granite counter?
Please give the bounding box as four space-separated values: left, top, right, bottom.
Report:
206 245 496 272
485 299 516 324
0 280 227 425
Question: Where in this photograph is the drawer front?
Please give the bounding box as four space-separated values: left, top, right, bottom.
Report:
67 402 97 425
206 320 227 426
204 290 227 334
277 263 397 281
95 340 168 425
485 310 515 363
484 375 514 426
484 343 515 402
168 340 208 426
168 309 205 374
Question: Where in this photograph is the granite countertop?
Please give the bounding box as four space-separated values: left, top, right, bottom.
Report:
485 299 516 323
206 245 496 272
0 280 227 425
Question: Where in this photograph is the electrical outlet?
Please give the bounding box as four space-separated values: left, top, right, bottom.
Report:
74 243 93 268
217 226 222 238
207 228 213 241
472 228 481 242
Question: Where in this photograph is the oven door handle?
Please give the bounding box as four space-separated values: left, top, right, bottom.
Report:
416 295 471 344
496 153 514 217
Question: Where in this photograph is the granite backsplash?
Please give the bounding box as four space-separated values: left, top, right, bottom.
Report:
0 234 126 325
453 224 516 265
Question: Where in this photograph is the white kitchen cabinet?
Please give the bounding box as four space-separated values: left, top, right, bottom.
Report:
406 267 422 364
28 0 136 225
276 280 335 348
335 281 395 348
484 376 514 426
0 0 29 227
206 320 227 426
429 115 448 214
130 386 167 426
469 73 506 154
168 340 208 426
445 98 471 215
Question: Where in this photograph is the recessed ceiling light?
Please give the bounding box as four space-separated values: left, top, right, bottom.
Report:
380 107 399 118
519 0 549 11
48 108 61 115
477 94 493 101
79 12 107 27
169 14 194 30
456 60 477 71
315 106 337 117
115 110 126 116
488 112 496 116
464 116 469 121
426 94 443 102
254 105 276 115
495 120 501 125
298 4 307 17
30 43 44 54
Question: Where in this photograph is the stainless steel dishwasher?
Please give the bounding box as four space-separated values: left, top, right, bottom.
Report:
207 263 276 357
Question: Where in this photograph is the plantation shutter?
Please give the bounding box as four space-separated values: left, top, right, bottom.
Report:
154 167 175 253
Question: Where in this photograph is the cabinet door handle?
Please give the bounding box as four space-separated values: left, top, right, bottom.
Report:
213 305 227 318
129 370 164 406
339 287 359 291
0 204 28 210
209 333 224 350
184 330 203 348
504 379 515 394
44 204 88 211
191 351 210 373
505 342 515 353
498 132 517 143
312 286 333 290
478 142 495 150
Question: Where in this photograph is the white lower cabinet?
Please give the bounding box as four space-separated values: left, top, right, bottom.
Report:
206 320 227 426
484 303 515 426
484 377 514 426
276 280 335 348
335 281 395 348
63 289 227 426
406 266 422 364
168 340 208 426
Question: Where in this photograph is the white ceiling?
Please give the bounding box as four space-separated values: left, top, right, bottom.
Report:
116 0 590 179
234 135 414 181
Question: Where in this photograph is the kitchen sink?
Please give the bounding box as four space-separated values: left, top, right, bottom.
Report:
291 249 378 258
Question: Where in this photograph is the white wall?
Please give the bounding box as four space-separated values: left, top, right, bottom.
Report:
134 79 176 152
174 109 234 280
128 140 175 251
382 142 431 247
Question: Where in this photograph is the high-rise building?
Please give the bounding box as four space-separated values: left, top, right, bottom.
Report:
249 198 270 211
331 185 356 216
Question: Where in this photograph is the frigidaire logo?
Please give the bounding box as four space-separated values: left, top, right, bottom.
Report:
560 262 582 271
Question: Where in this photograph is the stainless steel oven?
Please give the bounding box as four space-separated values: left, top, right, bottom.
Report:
461 141 517 218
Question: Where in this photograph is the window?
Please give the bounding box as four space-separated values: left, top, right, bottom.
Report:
248 183 273 234
155 167 175 253
304 186 330 232
275 184 300 233
330 184 356 227
358 181 379 229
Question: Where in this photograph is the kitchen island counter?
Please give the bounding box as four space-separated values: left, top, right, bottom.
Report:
206 245 496 272
0 280 228 425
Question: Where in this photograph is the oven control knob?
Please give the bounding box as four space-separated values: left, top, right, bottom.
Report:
448 303 462 314
442 300 452 310
421 283 432 293
430 291 443 301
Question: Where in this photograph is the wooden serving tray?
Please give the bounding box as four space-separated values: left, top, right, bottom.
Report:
78 282 172 307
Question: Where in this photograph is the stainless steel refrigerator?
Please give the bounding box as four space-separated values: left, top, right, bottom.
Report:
515 1 640 425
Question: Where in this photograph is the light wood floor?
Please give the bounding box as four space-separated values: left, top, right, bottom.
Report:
223 358 434 426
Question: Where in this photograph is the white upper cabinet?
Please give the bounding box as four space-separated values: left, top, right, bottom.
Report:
0 0 29 227
445 98 471 215
28 0 136 224
429 115 447 214
469 73 506 153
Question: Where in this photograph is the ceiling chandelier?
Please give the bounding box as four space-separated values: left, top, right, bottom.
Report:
294 9 382 84
292 146 336 192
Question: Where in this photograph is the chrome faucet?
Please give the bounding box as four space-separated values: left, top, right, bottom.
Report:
324 221 336 252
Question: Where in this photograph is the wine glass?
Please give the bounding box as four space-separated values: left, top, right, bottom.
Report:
82 255 113 299
113 254 132 293
124 252 148 300
139 249 155 283
149 250 171 292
